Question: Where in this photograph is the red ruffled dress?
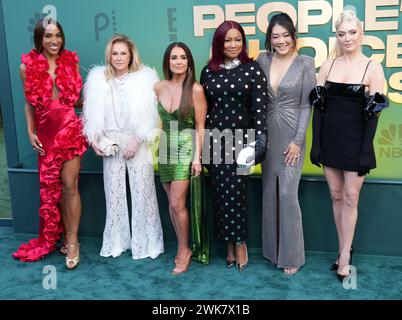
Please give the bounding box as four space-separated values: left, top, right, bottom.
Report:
13 49 88 262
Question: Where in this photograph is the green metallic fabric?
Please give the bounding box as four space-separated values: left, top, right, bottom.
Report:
190 174 209 264
157 103 194 183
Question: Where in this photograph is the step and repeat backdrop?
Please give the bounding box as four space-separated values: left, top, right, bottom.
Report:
2 0 401 179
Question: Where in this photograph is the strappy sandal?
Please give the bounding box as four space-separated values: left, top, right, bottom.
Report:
60 232 70 255
65 243 80 270
60 244 68 255
283 267 299 275
172 250 192 275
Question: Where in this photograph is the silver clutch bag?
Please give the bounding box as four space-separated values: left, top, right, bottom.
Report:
97 136 119 157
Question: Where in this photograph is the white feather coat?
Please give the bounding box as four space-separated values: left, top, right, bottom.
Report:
82 65 160 144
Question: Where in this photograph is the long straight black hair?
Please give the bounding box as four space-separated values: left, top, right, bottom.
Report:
162 42 195 118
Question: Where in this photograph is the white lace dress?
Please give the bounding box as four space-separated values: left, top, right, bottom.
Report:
99 74 164 259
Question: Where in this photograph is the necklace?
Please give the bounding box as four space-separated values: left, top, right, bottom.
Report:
220 58 241 70
110 76 129 131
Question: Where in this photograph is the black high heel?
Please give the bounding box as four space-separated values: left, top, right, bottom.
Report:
337 273 347 282
330 254 340 271
336 250 354 282
330 246 354 271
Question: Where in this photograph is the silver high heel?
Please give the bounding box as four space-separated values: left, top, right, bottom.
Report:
235 242 248 272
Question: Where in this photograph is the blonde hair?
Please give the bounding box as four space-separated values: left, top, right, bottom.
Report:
330 9 363 59
104 34 141 79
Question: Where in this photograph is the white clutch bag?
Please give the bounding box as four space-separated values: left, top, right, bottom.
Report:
97 136 119 157
236 142 256 168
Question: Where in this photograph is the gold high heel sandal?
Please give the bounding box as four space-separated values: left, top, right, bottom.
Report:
65 243 80 270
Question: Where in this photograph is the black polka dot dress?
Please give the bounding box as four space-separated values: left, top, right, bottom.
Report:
200 61 267 243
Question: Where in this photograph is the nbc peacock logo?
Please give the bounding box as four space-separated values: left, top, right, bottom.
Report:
27 12 46 44
378 124 402 158
27 6 57 44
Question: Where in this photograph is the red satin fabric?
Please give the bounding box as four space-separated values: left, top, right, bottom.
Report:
13 50 87 262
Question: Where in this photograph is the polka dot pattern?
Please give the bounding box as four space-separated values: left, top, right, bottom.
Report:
200 61 268 242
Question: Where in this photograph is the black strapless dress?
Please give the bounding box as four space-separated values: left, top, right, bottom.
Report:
320 81 376 173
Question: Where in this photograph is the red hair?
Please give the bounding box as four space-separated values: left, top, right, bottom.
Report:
208 20 252 72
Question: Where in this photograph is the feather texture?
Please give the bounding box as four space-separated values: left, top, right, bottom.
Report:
82 65 160 144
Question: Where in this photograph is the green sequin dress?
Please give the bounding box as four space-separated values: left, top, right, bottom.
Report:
158 103 195 183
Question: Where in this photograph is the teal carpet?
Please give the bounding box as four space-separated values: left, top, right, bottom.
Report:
1 227 401 300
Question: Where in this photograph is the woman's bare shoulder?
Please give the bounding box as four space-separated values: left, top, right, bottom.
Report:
192 82 204 94
367 59 383 73
154 80 169 93
319 59 334 72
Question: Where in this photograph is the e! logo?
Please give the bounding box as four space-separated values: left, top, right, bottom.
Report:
167 8 177 42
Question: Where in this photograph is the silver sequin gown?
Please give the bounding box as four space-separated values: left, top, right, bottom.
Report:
256 54 316 268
